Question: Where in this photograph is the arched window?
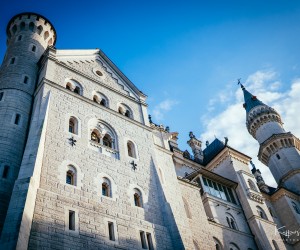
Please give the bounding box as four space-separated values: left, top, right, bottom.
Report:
91 130 101 143
133 188 143 207
127 141 136 158
248 179 258 191
66 165 77 186
93 92 108 107
183 197 192 219
226 213 238 230
118 104 133 119
100 99 106 106
102 177 111 197
69 117 78 134
292 201 300 214
29 22 34 32
103 134 113 148
44 31 49 40
213 237 222 250
66 82 72 91
229 243 240 250
74 86 80 94
12 24 17 34
20 22 25 31
48 38 53 46
37 25 43 35
256 206 268 220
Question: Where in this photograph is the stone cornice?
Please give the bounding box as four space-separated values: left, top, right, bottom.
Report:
269 187 299 202
177 177 201 189
207 221 254 238
258 132 300 165
279 169 300 187
248 191 265 204
248 214 277 226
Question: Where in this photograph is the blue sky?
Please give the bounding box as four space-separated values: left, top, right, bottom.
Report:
1 1 300 186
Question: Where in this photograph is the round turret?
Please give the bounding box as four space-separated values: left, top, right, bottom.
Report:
0 13 56 234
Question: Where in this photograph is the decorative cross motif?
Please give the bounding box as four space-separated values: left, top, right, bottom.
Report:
68 136 77 147
130 160 137 171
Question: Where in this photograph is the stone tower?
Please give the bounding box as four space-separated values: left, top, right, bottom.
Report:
241 84 300 194
0 13 56 234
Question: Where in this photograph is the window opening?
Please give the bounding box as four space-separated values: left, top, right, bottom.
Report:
2 166 9 179
108 222 115 241
15 114 20 125
69 210 75 230
140 231 147 249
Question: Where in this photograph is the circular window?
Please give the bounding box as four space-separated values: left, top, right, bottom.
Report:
96 70 103 76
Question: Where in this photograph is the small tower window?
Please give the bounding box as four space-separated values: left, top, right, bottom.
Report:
10 57 15 65
74 86 80 94
44 31 49 40
17 35 22 41
133 188 143 208
68 210 75 230
48 38 53 46
37 25 43 35
14 114 20 125
140 231 147 249
108 222 115 241
100 99 106 106
127 141 136 158
32 45 36 52
12 24 17 34
2 166 9 179
91 131 100 143
20 22 25 31
29 22 34 32
103 134 113 148
23 76 29 84
102 177 111 197
0 92 3 101
276 154 281 160
66 166 77 186
68 117 78 134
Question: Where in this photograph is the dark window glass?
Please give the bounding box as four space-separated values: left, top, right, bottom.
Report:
24 76 29 84
10 57 15 64
15 114 20 125
146 233 154 250
2 166 9 179
69 210 75 230
32 46 36 52
140 231 147 249
0 92 3 101
108 222 115 241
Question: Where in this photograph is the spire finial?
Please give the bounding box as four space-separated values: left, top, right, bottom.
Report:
237 78 245 90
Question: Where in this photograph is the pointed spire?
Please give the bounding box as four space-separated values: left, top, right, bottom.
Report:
240 84 264 113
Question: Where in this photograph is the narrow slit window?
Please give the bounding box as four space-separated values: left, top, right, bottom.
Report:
14 114 20 125
10 57 15 64
0 92 3 101
32 45 36 52
140 231 147 249
68 210 75 230
23 76 29 84
2 166 9 179
276 154 281 160
146 233 154 250
108 222 115 241
17 35 22 41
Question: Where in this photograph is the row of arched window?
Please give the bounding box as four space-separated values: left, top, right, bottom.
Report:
9 20 53 46
65 80 134 119
65 165 143 208
69 117 137 159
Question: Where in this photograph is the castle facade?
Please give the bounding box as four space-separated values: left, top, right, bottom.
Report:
0 12 299 250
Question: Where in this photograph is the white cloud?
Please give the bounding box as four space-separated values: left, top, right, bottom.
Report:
201 70 300 187
152 99 178 121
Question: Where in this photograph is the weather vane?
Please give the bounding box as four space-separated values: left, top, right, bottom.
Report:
237 78 241 85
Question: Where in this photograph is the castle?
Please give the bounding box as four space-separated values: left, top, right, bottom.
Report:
0 12 299 250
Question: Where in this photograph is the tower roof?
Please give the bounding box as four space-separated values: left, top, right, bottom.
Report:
241 84 264 113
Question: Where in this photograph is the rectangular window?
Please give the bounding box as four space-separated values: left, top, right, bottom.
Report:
0 92 3 101
202 177 237 205
10 58 15 64
140 231 147 249
146 233 154 250
2 166 9 179
14 114 20 125
108 222 115 241
23 76 29 84
69 210 75 230
32 46 36 52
